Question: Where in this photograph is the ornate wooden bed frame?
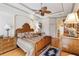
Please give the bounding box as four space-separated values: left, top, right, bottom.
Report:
16 23 52 56
16 23 34 35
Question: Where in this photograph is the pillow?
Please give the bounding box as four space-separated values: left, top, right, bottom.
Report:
24 32 29 38
17 33 25 38
24 32 33 38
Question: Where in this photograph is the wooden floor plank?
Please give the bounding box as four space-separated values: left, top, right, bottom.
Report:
0 48 26 56
0 47 76 56
61 51 76 56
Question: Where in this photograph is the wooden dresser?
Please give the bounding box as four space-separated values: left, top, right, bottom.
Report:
62 37 79 55
0 37 16 54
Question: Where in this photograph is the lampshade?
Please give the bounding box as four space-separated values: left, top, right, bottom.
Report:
4 24 11 30
30 13 35 20
64 13 79 24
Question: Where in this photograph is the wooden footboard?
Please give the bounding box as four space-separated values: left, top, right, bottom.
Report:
35 36 52 56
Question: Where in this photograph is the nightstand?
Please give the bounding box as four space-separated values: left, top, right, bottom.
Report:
0 37 17 54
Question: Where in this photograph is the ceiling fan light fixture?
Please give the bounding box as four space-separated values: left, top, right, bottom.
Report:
32 3 52 16
41 6 47 10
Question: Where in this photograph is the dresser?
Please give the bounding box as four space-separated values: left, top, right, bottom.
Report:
0 37 16 54
62 37 79 55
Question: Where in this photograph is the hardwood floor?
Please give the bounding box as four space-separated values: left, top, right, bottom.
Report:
0 48 26 56
61 51 76 56
0 47 76 56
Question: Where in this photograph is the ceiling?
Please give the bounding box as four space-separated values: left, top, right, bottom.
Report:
0 3 74 18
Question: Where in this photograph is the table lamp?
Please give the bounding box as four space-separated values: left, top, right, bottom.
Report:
4 24 11 37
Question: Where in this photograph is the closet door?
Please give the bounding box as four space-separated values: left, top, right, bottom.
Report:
41 18 50 35
41 18 57 37
49 18 57 37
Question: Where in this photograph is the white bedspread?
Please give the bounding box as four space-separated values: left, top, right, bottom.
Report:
17 38 34 56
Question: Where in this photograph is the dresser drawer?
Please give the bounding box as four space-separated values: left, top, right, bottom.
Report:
2 40 15 45
3 44 15 49
1 45 16 54
62 39 79 55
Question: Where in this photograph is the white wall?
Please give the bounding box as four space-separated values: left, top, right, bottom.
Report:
41 18 50 35
0 11 65 38
0 11 14 37
73 3 79 12
41 18 57 37
48 17 65 37
49 18 57 37
0 12 41 37
16 15 32 28
16 15 38 30
15 15 41 32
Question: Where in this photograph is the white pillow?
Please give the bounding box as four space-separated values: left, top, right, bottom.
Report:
25 32 33 38
17 33 25 38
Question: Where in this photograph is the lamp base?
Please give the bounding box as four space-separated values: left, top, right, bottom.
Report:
6 29 10 37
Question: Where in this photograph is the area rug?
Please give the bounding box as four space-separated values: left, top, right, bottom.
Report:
40 46 60 56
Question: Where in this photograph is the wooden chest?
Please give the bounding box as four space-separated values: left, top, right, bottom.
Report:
0 37 16 54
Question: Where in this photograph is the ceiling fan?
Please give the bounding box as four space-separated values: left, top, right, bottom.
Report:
33 3 52 16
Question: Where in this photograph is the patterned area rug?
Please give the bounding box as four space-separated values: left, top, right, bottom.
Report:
43 48 60 56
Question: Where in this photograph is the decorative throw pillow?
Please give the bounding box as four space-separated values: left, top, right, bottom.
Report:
17 33 25 38
24 32 33 38
24 32 29 38
17 33 22 38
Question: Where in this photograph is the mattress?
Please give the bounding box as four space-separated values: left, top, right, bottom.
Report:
17 38 34 56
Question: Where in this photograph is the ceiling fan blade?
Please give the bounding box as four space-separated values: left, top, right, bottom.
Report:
44 11 51 13
39 10 42 12
32 9 37 11
41 12 44 16
31 6 51 16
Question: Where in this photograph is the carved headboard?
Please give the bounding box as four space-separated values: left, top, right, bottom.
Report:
16 23 34 36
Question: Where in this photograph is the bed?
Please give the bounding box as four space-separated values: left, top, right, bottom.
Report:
16 23 52 56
